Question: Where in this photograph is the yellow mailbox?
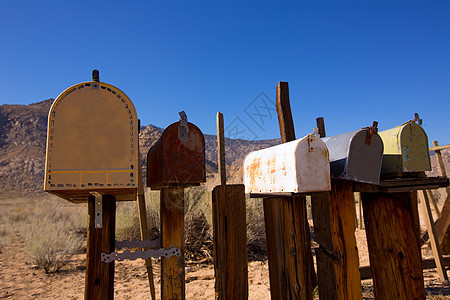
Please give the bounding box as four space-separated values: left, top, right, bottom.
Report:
44 80 139 203
378 116 431 176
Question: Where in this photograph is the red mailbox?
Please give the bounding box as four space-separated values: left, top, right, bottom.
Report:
147 113 206 189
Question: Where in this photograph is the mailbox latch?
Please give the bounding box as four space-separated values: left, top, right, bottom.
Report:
365 121 378 146
179 111 189 141
307 127 320 152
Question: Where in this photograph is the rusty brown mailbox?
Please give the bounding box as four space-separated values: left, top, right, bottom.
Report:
321 127 384 184
147 113 206 189
44 81 139 203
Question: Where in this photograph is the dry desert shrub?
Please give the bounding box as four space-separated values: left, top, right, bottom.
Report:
6 198 84 273
246 198 267 259
22 218 82 273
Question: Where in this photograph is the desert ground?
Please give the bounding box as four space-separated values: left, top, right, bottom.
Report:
1 192 450 300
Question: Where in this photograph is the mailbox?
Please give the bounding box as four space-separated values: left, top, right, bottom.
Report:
321 128 384 184
44 81 139 203
378 120 431 175
147 114 206 189
243 129 331 194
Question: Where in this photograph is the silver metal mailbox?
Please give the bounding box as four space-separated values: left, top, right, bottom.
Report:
321 128 384 184
243 129 331 194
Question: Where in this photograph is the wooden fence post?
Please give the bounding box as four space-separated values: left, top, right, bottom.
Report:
212 112 248 299
361 191 426 299
85 195 116 300
311 117 362 300
161 187 185 300
263 82 316 299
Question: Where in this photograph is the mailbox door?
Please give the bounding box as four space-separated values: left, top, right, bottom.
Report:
346 130 383 184
44 81 139 202
147 121 205 189
379 123 431 174
322 130 383 184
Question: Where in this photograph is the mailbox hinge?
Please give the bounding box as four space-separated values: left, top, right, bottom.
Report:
313 245 342 262
179 111 189 141
91 192 103 229
101 247 180 263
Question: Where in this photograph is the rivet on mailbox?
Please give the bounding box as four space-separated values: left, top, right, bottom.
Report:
147 112 206 189
378 114 431 176
44 81 139 203
243 128 331 194
321 122 384 184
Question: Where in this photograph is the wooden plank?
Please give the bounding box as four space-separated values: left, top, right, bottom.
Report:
161 187 185 300
264 196 316 299
433 141 450 196
262 81 316 299
212 184 248 299
419 190 448 281
361 192 425 299
316 117 326 138
85 195 116 300
311 181 362 300
428 190 442 218
432 141 450 254
137 152 156 300
217 112 226 186
276 81 296 142
437 200 450 254
360 256 450 280
430 144 450 151
354 177 449 193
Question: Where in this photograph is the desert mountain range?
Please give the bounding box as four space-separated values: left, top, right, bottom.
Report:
1 99 448 198
0 99 280 197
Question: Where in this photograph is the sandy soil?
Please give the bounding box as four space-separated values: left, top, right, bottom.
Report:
1 196 450 299
1 228 450 299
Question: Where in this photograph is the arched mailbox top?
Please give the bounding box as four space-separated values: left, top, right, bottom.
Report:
243 130 331 194
321 129 384 184
44 81 139 203
378 122 431 174
147 121 206 189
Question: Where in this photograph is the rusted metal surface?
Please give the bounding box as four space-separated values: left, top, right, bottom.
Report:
44 81 139 203
243 129 331 194
321 127 384 184
147 120 206 189
378 119 431 175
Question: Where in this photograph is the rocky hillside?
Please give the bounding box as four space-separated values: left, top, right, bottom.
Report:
0 99 280 197
1 99 448 198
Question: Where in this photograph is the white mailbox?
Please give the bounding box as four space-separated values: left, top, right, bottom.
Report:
243 129 331 194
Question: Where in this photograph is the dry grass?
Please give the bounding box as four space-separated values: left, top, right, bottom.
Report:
0 198 85 273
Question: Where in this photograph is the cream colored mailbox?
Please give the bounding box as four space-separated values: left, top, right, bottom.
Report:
244 129 331 194
378 116 431 175
44 81 139 203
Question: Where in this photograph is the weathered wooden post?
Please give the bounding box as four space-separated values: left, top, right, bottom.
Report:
44 71 140 299
244 84 330 299
356 116 433 299
253 82 320 299
430 141 450 254
147 112 206 300
311 119 383 300
212 112 248 299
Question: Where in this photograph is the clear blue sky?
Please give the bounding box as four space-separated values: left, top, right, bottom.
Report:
1 1 449 145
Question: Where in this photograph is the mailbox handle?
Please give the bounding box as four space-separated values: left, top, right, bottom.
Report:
92 69 100 82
